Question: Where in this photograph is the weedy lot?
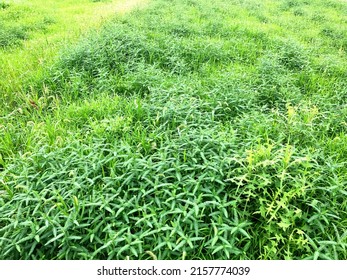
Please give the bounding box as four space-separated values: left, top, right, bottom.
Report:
1 0 347 260
0 0 146 111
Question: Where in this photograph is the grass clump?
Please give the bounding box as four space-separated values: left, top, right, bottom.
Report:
0 1 9 10
1 0 347 260
0 22 28 47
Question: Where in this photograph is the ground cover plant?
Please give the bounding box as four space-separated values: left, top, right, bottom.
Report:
1 0 347 259
0 0 145 115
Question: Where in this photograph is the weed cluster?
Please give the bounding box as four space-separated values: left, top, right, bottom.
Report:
0 23 28 47
1 0 347 259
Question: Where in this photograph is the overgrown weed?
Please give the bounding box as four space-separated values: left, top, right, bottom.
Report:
1 0 347 259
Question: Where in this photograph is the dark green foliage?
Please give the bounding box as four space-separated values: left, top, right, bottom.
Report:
1 0 347 260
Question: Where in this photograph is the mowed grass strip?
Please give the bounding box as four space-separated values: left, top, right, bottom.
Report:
1 0 347 260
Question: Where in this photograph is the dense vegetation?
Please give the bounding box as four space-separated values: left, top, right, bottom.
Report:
0 0 138 108
1 0 347 259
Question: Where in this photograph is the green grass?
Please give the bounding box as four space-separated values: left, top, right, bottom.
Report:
0 0 146 115
1 0 347 260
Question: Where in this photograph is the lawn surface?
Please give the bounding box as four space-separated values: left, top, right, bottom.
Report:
1 0 347 260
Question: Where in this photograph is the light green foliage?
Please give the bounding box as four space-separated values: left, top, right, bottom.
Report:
1 0 347 259
0 0 133 114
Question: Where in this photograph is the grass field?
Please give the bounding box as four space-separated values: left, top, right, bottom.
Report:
0 0 146 114
1 0 347 260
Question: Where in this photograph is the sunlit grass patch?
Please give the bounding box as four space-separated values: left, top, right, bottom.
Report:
0 0 147 115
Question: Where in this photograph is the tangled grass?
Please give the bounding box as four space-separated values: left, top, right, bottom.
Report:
1 0 347 259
